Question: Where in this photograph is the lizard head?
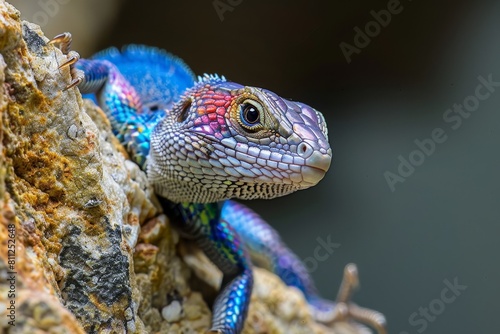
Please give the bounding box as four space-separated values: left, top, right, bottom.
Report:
148 74 332 203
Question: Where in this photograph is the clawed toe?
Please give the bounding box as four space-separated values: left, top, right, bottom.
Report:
329 264 387 334
59 50 80 69
345 303 387 334
50 33 82 90
63 76 83 91
336 263 360 303
49 32 73 55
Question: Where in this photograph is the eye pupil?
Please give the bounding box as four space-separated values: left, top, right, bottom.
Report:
243 104 260 124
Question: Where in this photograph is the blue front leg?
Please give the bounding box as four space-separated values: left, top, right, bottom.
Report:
164 200 253 334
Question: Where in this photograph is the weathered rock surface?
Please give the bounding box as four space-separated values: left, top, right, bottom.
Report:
0 1 366 333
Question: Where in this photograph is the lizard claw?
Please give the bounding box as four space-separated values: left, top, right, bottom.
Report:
63 75 83 91
49 33 83 90
49 32 73 55
58 50 80 69
336 263 360 303
329 264 387 334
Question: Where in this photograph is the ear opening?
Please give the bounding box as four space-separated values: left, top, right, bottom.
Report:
177 98 192 122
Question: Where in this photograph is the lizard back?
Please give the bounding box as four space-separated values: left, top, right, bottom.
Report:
91 45 196 113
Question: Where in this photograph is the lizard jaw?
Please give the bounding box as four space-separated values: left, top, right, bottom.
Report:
301 150 332 185
300 166 327 186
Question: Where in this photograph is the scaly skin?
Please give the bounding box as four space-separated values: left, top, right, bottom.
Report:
51 33 386 334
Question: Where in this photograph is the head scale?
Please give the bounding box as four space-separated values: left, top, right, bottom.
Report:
147 74 332 203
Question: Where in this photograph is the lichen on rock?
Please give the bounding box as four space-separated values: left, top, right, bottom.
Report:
0 1 367 333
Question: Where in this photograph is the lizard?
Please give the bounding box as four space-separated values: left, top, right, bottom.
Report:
50 33 386 334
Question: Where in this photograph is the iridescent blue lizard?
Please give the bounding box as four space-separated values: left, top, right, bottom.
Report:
51 33 386 334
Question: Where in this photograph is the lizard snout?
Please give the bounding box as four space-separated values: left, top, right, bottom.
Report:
303 149 332 172
300 149 332 185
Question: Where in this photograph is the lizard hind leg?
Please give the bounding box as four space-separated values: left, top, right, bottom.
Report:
220 200 387 333
324 263 387 334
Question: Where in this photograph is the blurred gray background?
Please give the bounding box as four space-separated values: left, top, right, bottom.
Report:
9 0 499 333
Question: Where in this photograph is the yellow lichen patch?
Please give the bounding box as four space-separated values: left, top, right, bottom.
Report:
11 133 70 201
0 2 21 53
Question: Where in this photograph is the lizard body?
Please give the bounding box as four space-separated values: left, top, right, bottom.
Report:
52 33 386 334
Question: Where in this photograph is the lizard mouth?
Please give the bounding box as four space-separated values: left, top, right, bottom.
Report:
301 165 328 186
301 151 332 185
305 151 332 172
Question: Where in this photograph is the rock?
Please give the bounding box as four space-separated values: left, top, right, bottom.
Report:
161 300 183 323
0 1 368 333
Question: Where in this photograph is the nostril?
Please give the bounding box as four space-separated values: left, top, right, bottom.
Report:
297 142 313 158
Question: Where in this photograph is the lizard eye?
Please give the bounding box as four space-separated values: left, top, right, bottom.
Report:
239 100 263 130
